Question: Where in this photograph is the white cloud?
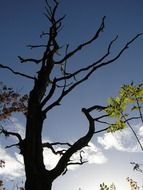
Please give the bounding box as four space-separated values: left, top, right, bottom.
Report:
4 117 25 138
139 125 143 136
0 141 107 178
0 118 107 177
81 142 107 164
0 147 24 178
43 148 61 170
98 132 125 151
97 126 143 152
43 141 107 171
2 117 143 179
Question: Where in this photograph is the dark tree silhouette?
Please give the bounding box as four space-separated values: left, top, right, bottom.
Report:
0 1 142 190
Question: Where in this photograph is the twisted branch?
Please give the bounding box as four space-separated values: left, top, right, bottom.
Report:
49 108 95 178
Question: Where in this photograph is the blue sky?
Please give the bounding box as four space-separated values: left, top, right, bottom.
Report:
0 0 143 190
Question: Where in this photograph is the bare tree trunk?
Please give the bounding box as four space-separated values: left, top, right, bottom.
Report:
23 115 54 190
25 175 52 190
22 89 52 190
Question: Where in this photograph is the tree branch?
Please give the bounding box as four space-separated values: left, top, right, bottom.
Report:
43 34 142 113
55 34 142 84
0 127 22 143
62 151 87 175
50 142 72 147
5 143 19 149
55 16 106 64
125 116 143 122
41 78 57 107
0 125 24 153
18 56 42 64
86 105 107 112
43 141 71 155
135 96 143 123
93 33 143 70
56 35 118 82
94 127 109 134
0 64 35 80
27 44 47 49
123 114 143 151
49 108 95 178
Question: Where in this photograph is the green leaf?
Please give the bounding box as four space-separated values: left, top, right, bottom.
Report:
107 120 126 132
107 97 114 105
131 106 139 111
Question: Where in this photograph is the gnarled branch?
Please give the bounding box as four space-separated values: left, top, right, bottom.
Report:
49 107 95 179
0 127 22 143
62 151 87 175
43 141 71 155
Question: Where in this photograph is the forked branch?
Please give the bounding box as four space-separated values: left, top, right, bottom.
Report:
62 151 87 175
0 127 24 152
49 108 95 179
43 141 71 155
42 34 142 113
56 16 106 64
0 127 22 143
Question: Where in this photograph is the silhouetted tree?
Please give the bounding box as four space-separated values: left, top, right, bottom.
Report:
0 1 142 190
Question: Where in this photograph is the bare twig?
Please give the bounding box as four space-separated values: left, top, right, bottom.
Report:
94 127 109 134
0 63 34 80
41 78 57 107
5 143 19 149
56 35 118 82
27 44 47 49
43 34 142 113
126 116 143 122
93 33 143 70
55 16 106 64
62 151 87 175
135 96 143 123
0 127 22 143
18 56 42 64
122 113 143 151
87 105 107 112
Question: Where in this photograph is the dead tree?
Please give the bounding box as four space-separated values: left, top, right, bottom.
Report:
0 1 142 190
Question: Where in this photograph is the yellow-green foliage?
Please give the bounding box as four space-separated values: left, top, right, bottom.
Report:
104 83 143 132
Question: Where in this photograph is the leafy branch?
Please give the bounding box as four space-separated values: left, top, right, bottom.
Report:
93 82 143 151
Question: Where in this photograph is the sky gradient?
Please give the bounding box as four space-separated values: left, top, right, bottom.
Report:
0 0 143 190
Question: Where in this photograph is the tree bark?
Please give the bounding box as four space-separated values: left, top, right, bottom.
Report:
22 83 51 190
25 174 52 190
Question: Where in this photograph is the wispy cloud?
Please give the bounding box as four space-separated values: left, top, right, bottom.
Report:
0 147 24 178
1 117 143 179
43 141 107 171
80 142 107 164
0 118 107 178
0 141 107 178
97 125 143 152
139 125 143 136
4 117 25 138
